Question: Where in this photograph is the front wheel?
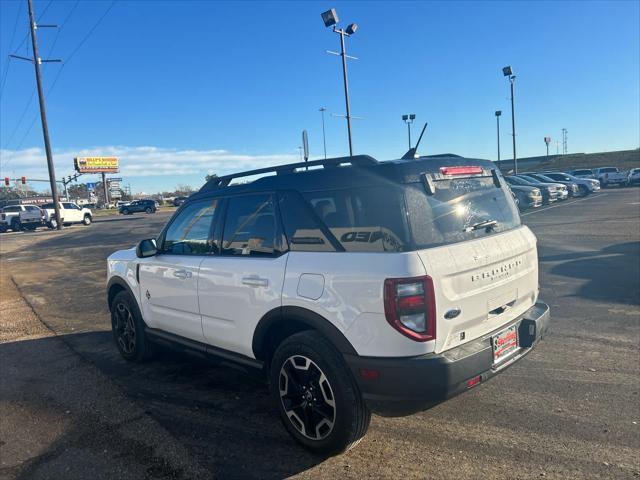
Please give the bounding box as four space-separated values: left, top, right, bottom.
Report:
122 209 130 215
578 185 589 196
10 219 22 232
270 331 371 454
83 214 92 225
145 207 153 214
110 290 155 362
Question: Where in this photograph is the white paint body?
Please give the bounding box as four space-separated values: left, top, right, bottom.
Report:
108 224 539 359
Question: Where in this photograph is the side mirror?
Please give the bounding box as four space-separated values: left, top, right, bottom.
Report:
136 238 157 258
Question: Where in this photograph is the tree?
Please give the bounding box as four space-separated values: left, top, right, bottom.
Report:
174 184 194 196
67 183 88 200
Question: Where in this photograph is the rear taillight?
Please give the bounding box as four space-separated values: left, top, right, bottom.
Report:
383 276 436 342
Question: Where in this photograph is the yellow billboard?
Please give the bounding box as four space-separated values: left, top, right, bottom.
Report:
74 157 119 174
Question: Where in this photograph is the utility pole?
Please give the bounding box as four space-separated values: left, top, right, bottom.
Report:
319 107 327 159
509 76 517 173
562 128 568 155
102 172 109 206
22 0 63 229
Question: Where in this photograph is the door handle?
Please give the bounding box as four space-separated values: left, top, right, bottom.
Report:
173 269 192 280
242 276 269 288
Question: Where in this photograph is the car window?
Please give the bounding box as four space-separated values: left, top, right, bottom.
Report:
303 186 409 252
62 202 74 209
278 191 336 252
162 198 218 255
222 194 277 257
25 206 39 211
3 206 20 212
599 167 617 173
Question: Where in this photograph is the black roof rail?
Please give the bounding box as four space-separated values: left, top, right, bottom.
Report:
199 155 378 191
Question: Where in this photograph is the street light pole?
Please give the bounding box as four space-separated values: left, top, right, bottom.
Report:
337 28 353 156
27 0 62 229
495 110 502 170
508 75 517 173
319 107 327 159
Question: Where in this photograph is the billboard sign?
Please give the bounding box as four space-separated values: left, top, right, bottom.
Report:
86 182 97 191
74 157 119 173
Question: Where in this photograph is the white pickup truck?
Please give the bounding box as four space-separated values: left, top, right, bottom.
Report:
592 167 627 187
0 205 43 232
41 202 93 229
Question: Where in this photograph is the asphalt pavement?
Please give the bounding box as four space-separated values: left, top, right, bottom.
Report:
0 190 638 479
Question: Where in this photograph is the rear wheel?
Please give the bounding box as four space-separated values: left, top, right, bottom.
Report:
145 207 152 214
122 209 130 215
270 331 370 454
110 290 155 362
578 185 589 196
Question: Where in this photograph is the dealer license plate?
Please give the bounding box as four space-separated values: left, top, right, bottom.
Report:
492 324 519 364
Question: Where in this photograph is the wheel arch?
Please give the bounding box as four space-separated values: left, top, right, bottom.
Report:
107 276 139 313
252 306 358 364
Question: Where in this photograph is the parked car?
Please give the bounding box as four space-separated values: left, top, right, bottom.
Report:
116 201 131 208
0 204 43 232
569 168 596 180
508 185 543 211
107 154 549 453
516 174 576 198
41 202 93 228
504 175 558 204
119 199 157 215
592 167 627 187
627 168 640 186
535 172 600 195
173 196 188 207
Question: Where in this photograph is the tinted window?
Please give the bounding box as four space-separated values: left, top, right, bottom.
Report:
25 206 40 211
573 170 592 175
278 191 336 252
62 203 75 209
3 206 20 212
546 173 569 181
504 176 531 186
599 167 617 173
222 195 276 257
162 199 217 255
407 176 521 249
303 187 408 252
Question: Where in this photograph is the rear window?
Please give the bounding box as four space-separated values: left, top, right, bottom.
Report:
406 176 521 249
573 169 592 175
599 167 617 173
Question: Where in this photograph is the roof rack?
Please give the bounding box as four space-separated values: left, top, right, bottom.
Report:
199 155 378 191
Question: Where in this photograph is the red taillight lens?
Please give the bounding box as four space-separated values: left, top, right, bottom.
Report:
440 166 482 176
383 275 436 342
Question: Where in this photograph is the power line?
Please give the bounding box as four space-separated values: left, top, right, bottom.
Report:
0 0 24 99
3 0 83 154
11 0 55 57
8 1 117 157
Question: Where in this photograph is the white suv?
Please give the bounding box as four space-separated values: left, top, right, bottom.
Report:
41 202 93 228
107 155 550 453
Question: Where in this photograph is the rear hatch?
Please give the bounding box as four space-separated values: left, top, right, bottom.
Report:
404 166 539 354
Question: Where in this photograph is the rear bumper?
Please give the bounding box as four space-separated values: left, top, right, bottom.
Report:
345 302 550 416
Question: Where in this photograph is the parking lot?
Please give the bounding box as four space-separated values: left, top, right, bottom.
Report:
1 188 639 479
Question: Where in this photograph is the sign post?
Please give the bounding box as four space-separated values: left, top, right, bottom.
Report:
544 137 551 157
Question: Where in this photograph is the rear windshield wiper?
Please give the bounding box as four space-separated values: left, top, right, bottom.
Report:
463 219 498 233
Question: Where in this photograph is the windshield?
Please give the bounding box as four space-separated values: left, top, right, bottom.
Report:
573 170 592 175
600 167 617 173
405 176 521 249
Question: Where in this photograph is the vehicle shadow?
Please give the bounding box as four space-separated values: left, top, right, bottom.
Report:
3 331 328 479
540 241 640 305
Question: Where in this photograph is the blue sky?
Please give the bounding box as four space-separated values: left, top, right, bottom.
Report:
1 0 638 193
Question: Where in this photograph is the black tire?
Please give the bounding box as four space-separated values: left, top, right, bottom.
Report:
110 290 155 362
578 185 589 196
10 219 22 232
83 214 92 225
270 331 371 454
122 209 130 215
145 207 152 214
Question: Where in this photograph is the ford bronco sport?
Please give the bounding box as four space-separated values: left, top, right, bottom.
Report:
107 154 550 453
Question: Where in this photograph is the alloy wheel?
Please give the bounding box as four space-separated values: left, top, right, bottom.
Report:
279 355 336 441
114 302 136 354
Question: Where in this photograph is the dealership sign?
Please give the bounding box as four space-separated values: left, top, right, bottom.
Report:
74 157 119 173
